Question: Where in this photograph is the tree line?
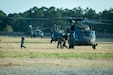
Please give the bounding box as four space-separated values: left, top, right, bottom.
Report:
0 6 113 33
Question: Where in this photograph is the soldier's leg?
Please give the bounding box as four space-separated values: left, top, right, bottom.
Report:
20 43 23 48
22 42 26 48
64 45 68 49
57 42 60 48
21 42 25 48
69 43 71 49
23 45 26 48
72 43 74 49
60 42 64 48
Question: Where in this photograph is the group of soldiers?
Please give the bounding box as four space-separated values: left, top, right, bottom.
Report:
0 20 82 49
0 20 78 49
20 20 77 49
20 35 68 49
56 20 76 49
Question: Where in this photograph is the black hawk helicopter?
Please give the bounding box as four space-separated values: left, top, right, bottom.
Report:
8 18 44 38
27 25 44 38
50 24 66 43
50 17 98 49
67 18 98 49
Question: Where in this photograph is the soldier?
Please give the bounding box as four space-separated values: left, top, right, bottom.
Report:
57 35 64 49
70 20 75 33
20 36 26 48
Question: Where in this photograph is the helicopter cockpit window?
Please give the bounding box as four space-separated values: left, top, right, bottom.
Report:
83 31 95 37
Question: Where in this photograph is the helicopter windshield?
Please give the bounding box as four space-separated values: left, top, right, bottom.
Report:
83 30 95 38
74 30 95 40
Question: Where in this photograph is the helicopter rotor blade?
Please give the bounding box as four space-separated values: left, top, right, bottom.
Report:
8 17 113 25
8 17 50 20
8 17 83 20
84 19 113 25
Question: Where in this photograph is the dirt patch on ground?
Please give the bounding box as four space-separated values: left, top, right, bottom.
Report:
0 58 113 75
0 58 113 68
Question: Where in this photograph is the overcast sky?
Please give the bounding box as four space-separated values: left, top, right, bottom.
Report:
0 0 113 15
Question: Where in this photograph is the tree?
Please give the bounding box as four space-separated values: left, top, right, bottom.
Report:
0 6 113 33
8 13 28 32
0 10 7 31
100 8 113 20
84 8 98 19
4 25 13 32
72 6 84 17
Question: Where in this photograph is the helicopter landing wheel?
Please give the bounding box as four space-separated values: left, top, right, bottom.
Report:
92 45 96 49
50 40 53 43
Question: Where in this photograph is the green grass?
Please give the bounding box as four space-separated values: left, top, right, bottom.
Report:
0 37 113 61
0 50 113 60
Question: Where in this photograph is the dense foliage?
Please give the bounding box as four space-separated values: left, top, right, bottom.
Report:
0 6 113 33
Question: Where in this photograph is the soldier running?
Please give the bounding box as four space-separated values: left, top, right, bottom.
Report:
20 36 26 48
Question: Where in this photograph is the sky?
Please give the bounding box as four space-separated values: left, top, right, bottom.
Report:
0 0 113 15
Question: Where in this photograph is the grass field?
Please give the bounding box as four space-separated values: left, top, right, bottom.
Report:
0 36 113 75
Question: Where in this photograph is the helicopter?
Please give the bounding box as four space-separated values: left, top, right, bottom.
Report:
25 25 44 38
49 17 98 49
8 18 45 38
66 18 98 49
50 24 66 43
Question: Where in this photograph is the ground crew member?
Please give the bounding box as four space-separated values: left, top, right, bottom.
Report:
20 36 26 48
70 20 75 33
57 35 64 49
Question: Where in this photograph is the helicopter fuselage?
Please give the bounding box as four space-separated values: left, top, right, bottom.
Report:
68 24 97 49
